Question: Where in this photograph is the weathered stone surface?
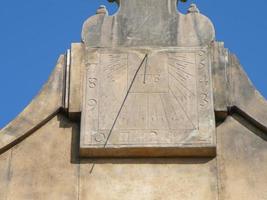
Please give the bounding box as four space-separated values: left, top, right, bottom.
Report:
68 43 85 119
0 0 266 199
2 115 79 200
2 113 267 200
0 151 11 200
211 42 229 120
0 55 65 153
228 54 267 132
80 47 216 157
79 158 218 200
217 116 267 200
82 0 215 48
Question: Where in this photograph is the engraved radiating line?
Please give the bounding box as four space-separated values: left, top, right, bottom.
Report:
106 65 126 77
169 76 191 103
169 86 197 129
176 55 187 59
108 56 125 59
171 54 187 58
104 54 148 148
104 62 120 69
169 63 193 77
105 65 125 73
105 61 126 67
169 75 195 99
168 56 195 65
168 61 186 70
174 62 192 70
108 58 126 62
106 56 126 62
170 79 188 100
168 72 195 96
169 66 188 81
176 63 187 70
104 60 127 79
104 63 124 71
168 62 185 70
107 54 127 59
106 60 126 65
159 94 172 130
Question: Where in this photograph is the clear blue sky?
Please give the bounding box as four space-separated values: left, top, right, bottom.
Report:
0 0 266 128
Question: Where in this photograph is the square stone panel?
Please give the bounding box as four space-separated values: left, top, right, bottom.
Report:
80 47 216 157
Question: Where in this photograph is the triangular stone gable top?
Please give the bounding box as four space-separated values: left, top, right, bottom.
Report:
0 1 267 199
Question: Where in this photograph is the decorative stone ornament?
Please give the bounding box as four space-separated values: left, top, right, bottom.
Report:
96 5 108 15
82 0 215 47
188 4 200 14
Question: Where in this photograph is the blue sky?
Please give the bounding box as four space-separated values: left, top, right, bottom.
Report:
0 0 266 128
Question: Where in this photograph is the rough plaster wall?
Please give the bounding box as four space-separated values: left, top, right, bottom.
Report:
0 114 80 200
1 114 267 199
0 114 218 200
217 116 267 200
0 151 11 200
79 158 218 200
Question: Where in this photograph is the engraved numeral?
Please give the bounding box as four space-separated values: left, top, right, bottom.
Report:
200 93 209 107
153 75 160 83
199 49 207 56
86 63 97 70
88 78 97 88
199 58 206 69
199 75 209 85
151 116 165 122
88 99 97 110
94 132 106 143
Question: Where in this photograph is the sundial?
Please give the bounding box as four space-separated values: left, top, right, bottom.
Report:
80 47 216 157
79 0 216 157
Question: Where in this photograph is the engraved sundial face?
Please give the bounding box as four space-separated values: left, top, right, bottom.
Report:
80 47 216 157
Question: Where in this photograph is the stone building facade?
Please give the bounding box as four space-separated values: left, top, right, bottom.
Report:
0 1 267 199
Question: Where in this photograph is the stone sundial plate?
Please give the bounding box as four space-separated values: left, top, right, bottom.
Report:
80 47 216 157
